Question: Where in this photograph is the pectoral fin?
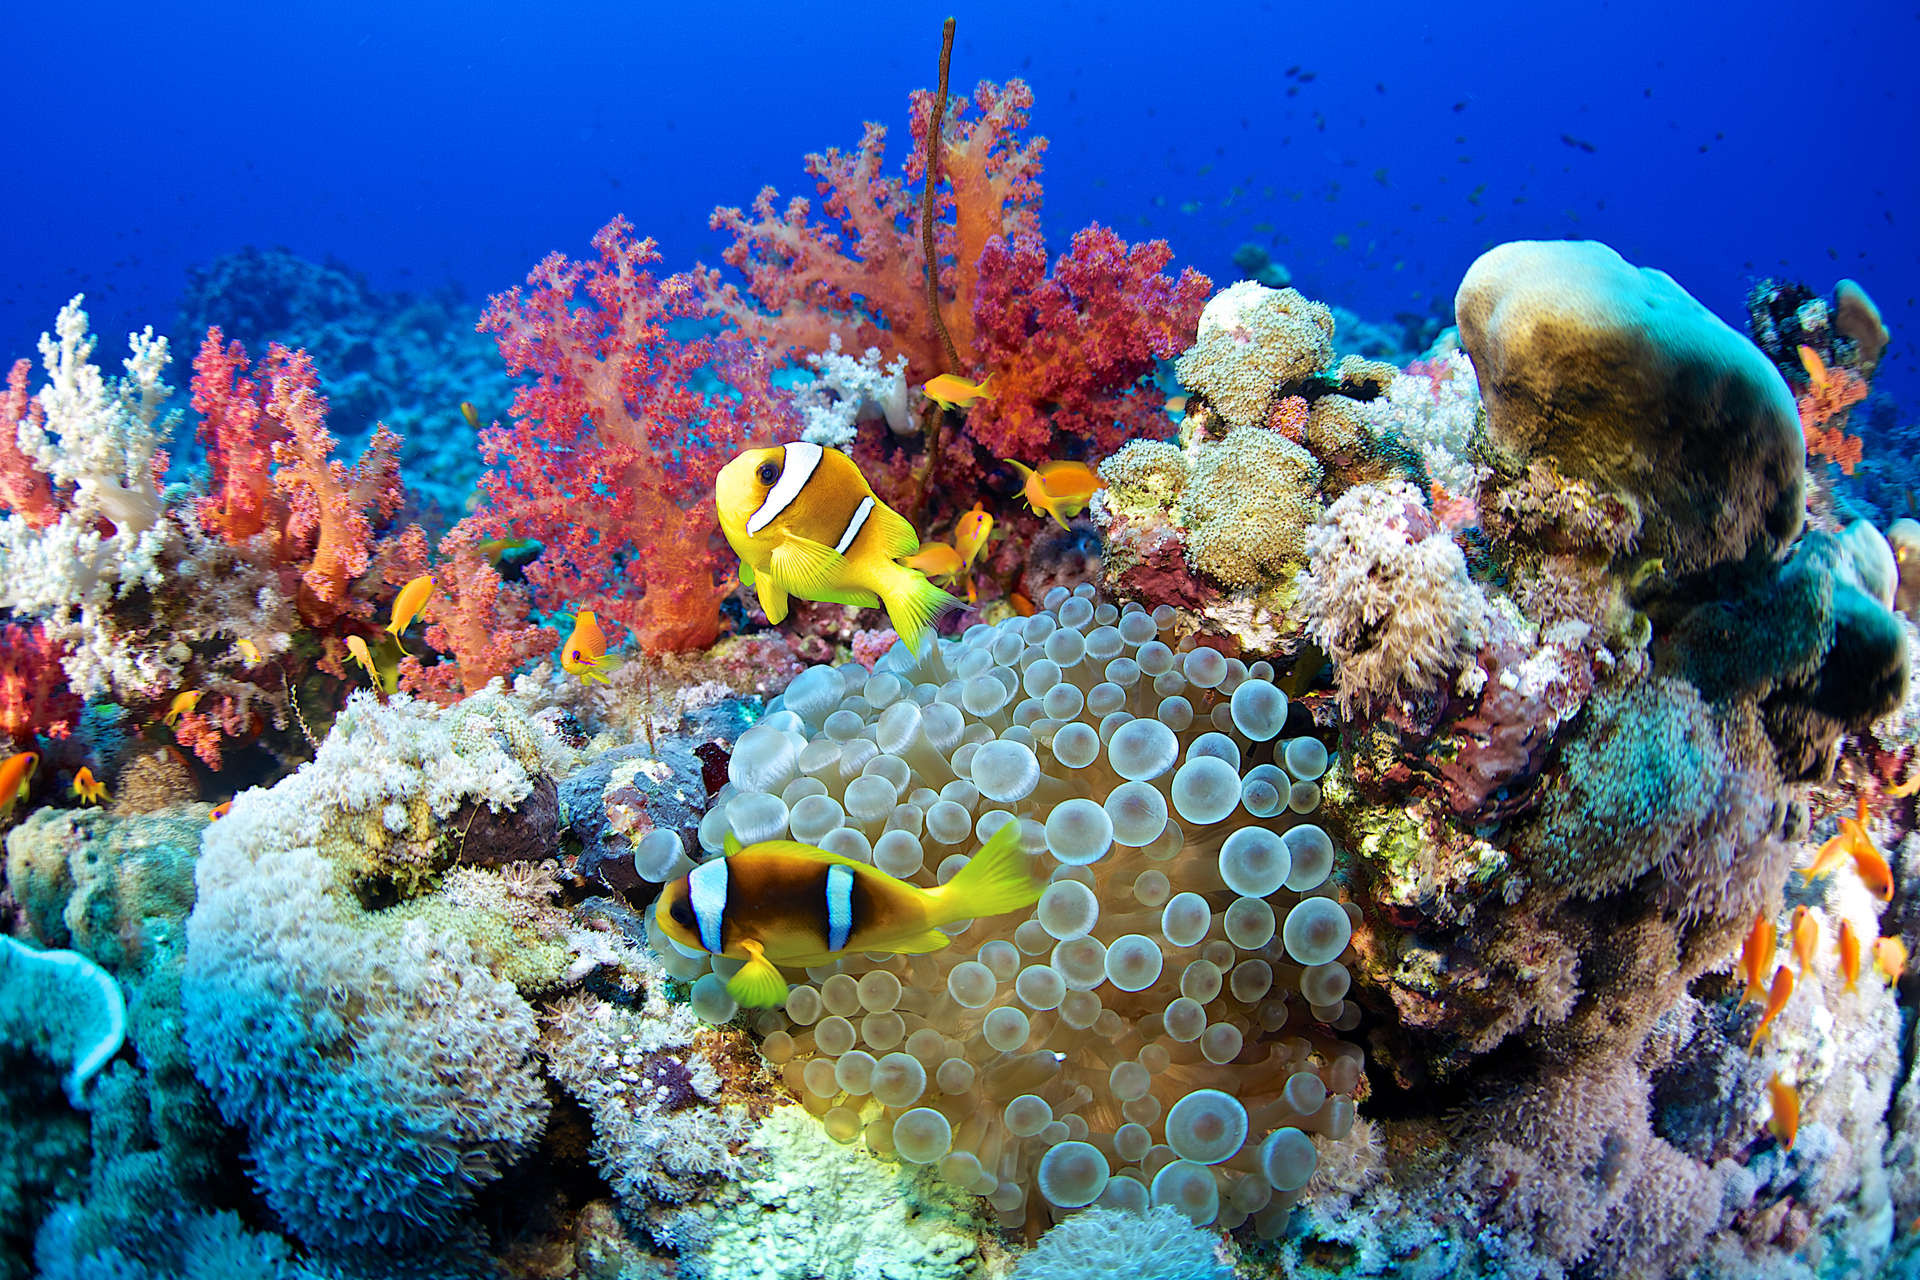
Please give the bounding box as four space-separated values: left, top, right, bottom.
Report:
738 560 757 586
726 940 790 1008
771 536 848 601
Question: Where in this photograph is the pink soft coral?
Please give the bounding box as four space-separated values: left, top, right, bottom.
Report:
0 359 58 526
0 621 80 747
478 216 787 653
398 518 552 702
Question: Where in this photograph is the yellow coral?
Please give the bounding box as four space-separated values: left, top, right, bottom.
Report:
1176 427 1322 588
1099 441 1188 510
1175 282 1334 427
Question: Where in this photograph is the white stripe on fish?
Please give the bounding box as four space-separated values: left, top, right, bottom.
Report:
747 441 823 535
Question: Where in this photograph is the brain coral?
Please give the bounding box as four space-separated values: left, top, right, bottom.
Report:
182 690 573 1253
1456 240 1804 576
639 586 1366 1236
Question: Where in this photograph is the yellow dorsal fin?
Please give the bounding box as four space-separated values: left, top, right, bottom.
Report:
869 502 921 560
724 830 743 857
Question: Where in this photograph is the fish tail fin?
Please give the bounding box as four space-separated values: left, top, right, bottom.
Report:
931 821 1042 924
878 563 959 655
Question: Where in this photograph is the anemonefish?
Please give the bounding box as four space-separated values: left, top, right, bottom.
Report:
924 373 995 411
1790 907 1818 974
901 542 964 585
459 401 482 429
236 638 263 666
209 799 233 821
1839 919 1862 992
345 635 382 684
388 575 435 648
655 820 1042 1007
562 610 613 684
1007 459 1100 530
1739 911 1777 1006
70 767 108 806
162 690 202 728
0 751 38 821
1767 1072 1800 1151
716 443 957 654
1876 936 1908 982
1748 964 1794 1052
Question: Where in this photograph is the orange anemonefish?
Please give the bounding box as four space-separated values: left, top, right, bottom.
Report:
923 373 995 411
716 443 957 654
562 610 613 684
1006 459 1100 530
655 820 1041 1007
0 751 38 821
387 575 435 649
1739 911 1776 1007
1839 919 1862 992
1748 964 1794 1052
70 767 108 806
1767 1072 1800 1151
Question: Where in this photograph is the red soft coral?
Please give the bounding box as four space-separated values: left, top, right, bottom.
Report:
191 328 285 542
0 359 58 526
0 621 80 747
1797 364 1868 474
478 216 787 653
398 518 552 702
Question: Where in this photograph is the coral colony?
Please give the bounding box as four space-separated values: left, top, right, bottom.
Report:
2 39 1919 1280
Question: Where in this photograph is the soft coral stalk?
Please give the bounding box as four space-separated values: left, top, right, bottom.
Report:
477 216 785 653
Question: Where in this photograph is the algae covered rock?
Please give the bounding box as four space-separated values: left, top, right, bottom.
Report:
1458 239 1804 576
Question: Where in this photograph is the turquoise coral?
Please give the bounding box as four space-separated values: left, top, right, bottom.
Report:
0 936 125 1109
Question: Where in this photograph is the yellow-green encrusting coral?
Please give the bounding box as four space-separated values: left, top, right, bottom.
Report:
641 586 1366 1237
1177 427 1323 590
1175 282 1334 427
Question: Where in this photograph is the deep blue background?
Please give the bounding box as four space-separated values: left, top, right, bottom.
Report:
5 0 1914 399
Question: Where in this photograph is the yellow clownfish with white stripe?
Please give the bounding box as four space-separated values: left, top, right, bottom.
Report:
655 820 1041 1007
716 443 958 653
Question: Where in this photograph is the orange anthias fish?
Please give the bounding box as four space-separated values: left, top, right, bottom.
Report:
952 503 994 604
1797 345 1830 393
1804 796 1877 883
901 542 964 585
1008 591 1036 617
1767 1073 1800 1151
1790 907 1818 974
1853 838 1895 902
1748 964 1794 1052
70 767 109 806
1876 936 1908 982
0 751 38 821
345 635 382 684
162 690 202 728
1739 911 1777 1006
1007 459 1101 530
460 401 482 429
387 575 435 649
923 373 995 411
1839 920 1862 992
236 638 263 666
561 610 613 684
209 800 233 821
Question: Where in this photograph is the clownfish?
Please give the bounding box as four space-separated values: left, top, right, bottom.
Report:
1767 1072 1800 1151
1748 964 1794 1052
162 690 202 729
387 575 435 648
1738 911 1776 1006
70 767 108 806
1007 459 1100 530
655 820 1042 1008
562 610 613 684
924 373 995 411
716 443 957 654
1839 919 1862 992
0 751 38 821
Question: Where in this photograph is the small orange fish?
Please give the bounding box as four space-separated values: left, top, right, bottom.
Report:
901 542 964 584
923 372 995 411
1876 936 1908 982
1891 770 1920 799
345 635 382 684
1748 964 1794 1052
476 536 536 565
1739 911 1777 1006
1165 395 1189 415
1804 796 1875 882
1766 1072 1799 1151
236 637 263 665
388 575 435 648
562 610 613 684
1797 345 1830 393
163 690 202 728
1007 459 1101 530
209 800 233 821
0 751 38 821
1853 839 1895 902
954 504 994 569
1009 591 1036 617
460 401 482 429
1839 920 1862 992
1790 906 1818 974
70 766 108 806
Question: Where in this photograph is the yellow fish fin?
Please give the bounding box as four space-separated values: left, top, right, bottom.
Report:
877 565 960 655
727 940 790 1008
869 503 921 560
771 535 848 600
738 559 756 586
812 585 884 609
931 820 1042 922
882 926 958 956
724 829 744 857
755 570 792 624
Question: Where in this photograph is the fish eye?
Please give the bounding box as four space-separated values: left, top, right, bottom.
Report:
756 461 780 485
670 899 696 927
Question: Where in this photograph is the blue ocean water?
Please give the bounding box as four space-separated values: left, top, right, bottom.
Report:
5 0 1913 402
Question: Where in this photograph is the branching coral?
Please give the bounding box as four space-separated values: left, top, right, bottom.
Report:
396 518 551 703
478 216 787 653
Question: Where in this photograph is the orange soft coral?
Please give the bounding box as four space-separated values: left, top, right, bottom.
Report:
1796 347 1868 474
